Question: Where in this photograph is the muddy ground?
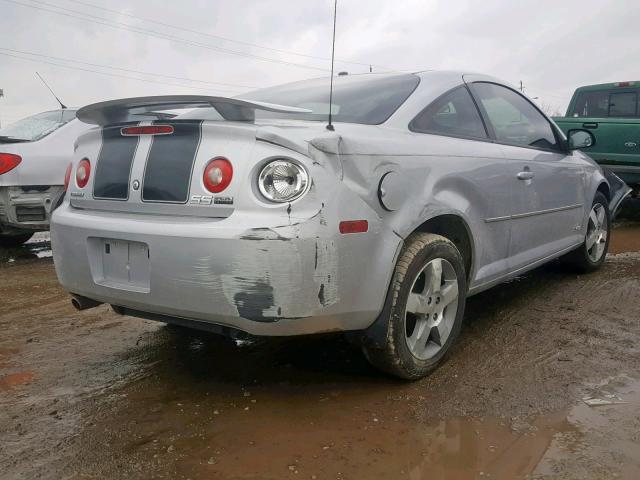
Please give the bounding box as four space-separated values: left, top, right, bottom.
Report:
1 208 640 480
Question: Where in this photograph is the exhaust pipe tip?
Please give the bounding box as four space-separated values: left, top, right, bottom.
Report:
71 297 81 310
71 294 103 311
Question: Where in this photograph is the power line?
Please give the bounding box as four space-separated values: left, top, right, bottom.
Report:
65 0 391 71
0 47 256 90
4 0 331 73
0 51 246 93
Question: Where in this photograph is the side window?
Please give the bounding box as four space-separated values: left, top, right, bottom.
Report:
471 83 560 151
410 86 487 139
609 92 638 117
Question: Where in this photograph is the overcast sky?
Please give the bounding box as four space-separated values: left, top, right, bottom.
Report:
0 0 639 125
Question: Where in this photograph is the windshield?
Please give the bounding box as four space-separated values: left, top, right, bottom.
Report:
239 73 420 125
0 109 77 142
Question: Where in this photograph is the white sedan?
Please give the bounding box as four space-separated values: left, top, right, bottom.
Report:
0 109 90 247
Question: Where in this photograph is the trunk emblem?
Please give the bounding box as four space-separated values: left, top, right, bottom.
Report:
132 180 140 190
624 142 638 148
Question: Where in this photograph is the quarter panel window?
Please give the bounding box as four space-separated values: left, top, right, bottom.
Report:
410 86 487 139
471 83 559 151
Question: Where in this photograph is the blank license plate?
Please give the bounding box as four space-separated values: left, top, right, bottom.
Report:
89 238 150 292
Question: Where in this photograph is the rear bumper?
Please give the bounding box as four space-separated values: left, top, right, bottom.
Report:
51 202 401 336
0 186 64 232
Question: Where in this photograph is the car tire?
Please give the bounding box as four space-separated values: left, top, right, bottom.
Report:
362 233 467 380
562 192 610 273
0 232 34 248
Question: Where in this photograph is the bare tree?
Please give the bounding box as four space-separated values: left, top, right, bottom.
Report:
538 101 563 117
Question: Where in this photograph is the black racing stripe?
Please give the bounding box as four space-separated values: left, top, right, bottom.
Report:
142 120 202 203
93 123 140 200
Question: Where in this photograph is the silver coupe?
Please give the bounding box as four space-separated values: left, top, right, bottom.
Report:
51 71 630 379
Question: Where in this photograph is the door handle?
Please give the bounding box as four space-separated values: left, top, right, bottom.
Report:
517 171 535 180
582 122 598 129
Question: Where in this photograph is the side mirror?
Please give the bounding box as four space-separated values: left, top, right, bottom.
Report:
568 129 595 150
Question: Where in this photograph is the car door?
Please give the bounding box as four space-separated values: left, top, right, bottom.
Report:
409 85 515 287
467 81 586 272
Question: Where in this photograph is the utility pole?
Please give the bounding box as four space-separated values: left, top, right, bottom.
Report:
519 80 525 93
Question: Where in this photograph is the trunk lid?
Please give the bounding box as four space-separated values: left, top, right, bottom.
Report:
69 96 313 218
69 95 322 217
69 120 259 218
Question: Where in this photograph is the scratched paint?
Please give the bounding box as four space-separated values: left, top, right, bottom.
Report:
313 238 339 308
223 238 305 320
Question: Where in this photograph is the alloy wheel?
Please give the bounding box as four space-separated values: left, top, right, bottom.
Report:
586 203 608 262
404 258 459 360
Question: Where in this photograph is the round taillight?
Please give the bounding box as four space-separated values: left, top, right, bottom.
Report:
258 159 309 203
64 162 72 191
203 157 232 193
76 158 91 188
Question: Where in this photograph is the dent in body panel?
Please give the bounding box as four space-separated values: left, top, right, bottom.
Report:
223 235 337 321
176 209 340 322
332 132 512 289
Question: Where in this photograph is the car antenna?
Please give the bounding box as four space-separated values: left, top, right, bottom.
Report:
326 0 338 131
36 72 67 110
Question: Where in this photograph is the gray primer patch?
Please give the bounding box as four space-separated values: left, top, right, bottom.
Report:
314 242 319 270
318 284 326 306
233 278 276 322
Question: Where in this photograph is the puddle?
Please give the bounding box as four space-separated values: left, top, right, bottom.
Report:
98 374 639 480
533 376 640 479
0 371 36 390
166 407 574 480
1 231 51 263
74 328 640 480
609 223 640 254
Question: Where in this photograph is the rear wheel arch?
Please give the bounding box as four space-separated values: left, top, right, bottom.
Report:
411 214 474 283
358 213 474 351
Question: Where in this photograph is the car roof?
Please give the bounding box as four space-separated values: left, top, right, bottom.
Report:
574 81 639 92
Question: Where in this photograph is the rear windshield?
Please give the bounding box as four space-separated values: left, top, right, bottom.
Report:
240 73 420 125
0 110 77 142
570 89 639 118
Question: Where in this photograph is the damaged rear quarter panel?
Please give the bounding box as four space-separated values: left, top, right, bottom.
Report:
139 137 400 327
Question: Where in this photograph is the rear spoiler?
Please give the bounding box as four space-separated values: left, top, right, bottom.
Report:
76 95 311 126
